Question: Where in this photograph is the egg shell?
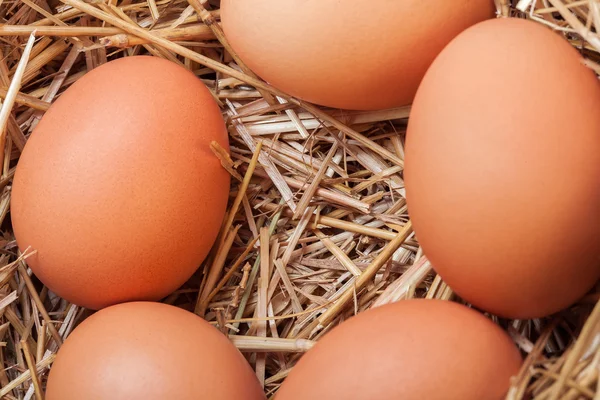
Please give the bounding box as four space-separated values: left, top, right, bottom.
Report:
404 18 600 319
11 56 230 310
221 0 494 110
276 299 521 400
45 302 265 400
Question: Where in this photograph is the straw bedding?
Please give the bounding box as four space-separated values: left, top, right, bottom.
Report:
0 0 598 399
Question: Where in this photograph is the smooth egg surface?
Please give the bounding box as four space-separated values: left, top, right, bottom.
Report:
276 300 521 400
405 18 600 318
221 0 494 110
11 56 230 310
45 302 265 400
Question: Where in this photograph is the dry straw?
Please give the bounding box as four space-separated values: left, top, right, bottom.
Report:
0 0 598 399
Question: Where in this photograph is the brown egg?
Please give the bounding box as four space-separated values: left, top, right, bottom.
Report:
11 56 230 310
221 0 494 110
45 302 265 400
405 19 600 319
276 300 521 400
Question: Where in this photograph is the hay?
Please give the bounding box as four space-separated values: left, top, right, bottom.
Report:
0 0 597 399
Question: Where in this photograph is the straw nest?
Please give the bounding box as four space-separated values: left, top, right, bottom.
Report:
0 0 598 399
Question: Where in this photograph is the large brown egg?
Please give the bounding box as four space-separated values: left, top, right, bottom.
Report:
46 302 265 400
276 300 521 400
11 56 230 310
221 0 494 110
405 18 600 318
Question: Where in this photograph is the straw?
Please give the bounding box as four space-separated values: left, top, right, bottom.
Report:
0 1 598 398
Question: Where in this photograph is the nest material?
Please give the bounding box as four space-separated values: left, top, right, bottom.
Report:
0 0 598 399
